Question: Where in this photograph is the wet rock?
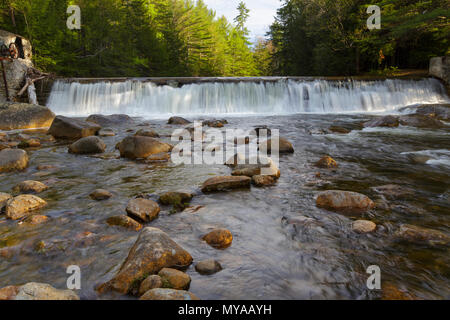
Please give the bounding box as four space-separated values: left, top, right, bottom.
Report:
68 136 106 154
316 190 375 213
395 224 450 246
195 259 222 275
89 189 113 201
135 129 160 138
201 176 251 193
352 220 377 233
48 116 101 140
259 137 294 154
158 268 191 290
0 103 55 130
413 104 450 121
13 180 48 194
0 142 9 151
0 192 13 211
0 286 20 300
86 114 132 127
23 215 49 225
98 128 115 137
146 152 171 162
254 126 272 137
252 175 277 187
0 148 28 172
106 215 142 231
18 138 41 148
364 115 399 128
203 119 227 128
168 116 191 125
329 126 351 134
225 153 246 168
140 288 199 300
159 192 193 210
126 198 160 223
315 156 338 169
117 136 173 159
234 136 251 145
139 275 163 296
371 184 414 200
5 195 47 220
382 283 416 300
98 227 193 294
14 282 79 300
232 167 261 177
398 114 445 128
202 229 233 249
232 156 280 178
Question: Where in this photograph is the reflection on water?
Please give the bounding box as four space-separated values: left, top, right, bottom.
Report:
0 114 449 300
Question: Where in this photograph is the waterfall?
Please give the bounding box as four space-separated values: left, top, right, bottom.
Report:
46 78 450 118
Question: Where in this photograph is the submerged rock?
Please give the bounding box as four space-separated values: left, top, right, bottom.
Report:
13 282 79 300
135 129 160 138
48 116 101 140
98 128 116 137
398 114 445 128
139 275 163 296
329 126 351 134
382 283 416 300
364 115 399 128
158 268 191 290
314 156 338 169
0 148 28 172
13 180 48 194
0 103 55 130
117 136 173 159
316 190 375 213
106 215 142 231
413 104 450 121
252 175 277 187
90 189 113 201
126 198 160 223
259 137 294 154
195 259 222 275
69 136 106 154
168 116 191 125
86 114 132 127
159 192 193 212
201 176 251 193
202 119 227 128
371 184 414 200
0 192 13 211
140 288 199 300
5 194 47 220
98 227 193 294
202 229 233 249
395 224 449 246
352 220 377 233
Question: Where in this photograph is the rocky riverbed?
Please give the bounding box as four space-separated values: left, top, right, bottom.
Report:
0 103 449 300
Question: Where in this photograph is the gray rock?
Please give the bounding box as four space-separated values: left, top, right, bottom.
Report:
126 198 160 223
364 115 399 128
116 136 173 159
195 259 222 275
14 282 79 300
0 148 28 172
68 136 106 154
13 180 48 194
140 288 199 300
48 116 101 140
0 103 55 130
85 114 133 127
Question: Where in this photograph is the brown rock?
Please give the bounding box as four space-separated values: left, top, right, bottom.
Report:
158 268 191 290
23 215 49 225
106 215 142 231
168 117 191 125
259 137 294 154
14 282 79 300
382 284 416 300
159 192 193 206
68 136 106 154
316 190 375 213
135 129 160 138
89 189 113 201
0 148 28 172
399 114 445 128
0 103 55 130
117 136 173 159
201 176 251 193
202 229 233 249
195 259 222 275
139 275 163 296
99 227 193 294
0 286 20 300
0 192 13 211
364 115 399 128
86 114 132 127
329 126 351 134
13 180 48 194
98 128 115 137
252 175 277 187
48 116 101 140
5 195 47 220
352 220 377 233
140 288 199 300
395 224 450 246
315 156 338 169
126 198 160 223
371 184 414 200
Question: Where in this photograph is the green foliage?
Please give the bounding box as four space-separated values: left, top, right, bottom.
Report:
0 0 258 76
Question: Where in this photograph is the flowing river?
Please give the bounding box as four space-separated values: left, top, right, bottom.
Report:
1 78 449 299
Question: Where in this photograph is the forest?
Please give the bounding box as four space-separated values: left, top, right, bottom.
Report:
0 0 449 77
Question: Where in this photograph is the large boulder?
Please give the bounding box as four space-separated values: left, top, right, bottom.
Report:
116 136 173 159
99 227 193 294
201 176 251 193
135 129 160 138
0 103 55 130
316 190 375 213
68 136 106 154
48 116 101 140
140 288 199 300
86 114 133 127
5 194 47 220
13 283 79 300
0 148 28 172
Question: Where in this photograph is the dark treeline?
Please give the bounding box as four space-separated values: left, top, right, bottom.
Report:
268 0 450 76
0 0 449 77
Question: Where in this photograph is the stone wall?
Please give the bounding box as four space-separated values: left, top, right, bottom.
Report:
0 30 33 103
429 56 450 86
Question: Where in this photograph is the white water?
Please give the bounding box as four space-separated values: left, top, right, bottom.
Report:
47 78 449 117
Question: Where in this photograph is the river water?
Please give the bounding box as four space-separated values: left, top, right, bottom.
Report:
0 78 449 299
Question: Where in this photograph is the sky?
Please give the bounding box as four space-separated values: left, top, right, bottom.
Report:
203 0 281 42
